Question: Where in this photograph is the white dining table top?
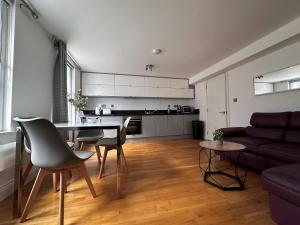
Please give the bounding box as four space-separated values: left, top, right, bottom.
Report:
54 121 123 128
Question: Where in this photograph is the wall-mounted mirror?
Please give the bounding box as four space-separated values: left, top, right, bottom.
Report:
254 64 300 95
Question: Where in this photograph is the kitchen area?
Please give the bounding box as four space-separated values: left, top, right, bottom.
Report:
80 72 201 139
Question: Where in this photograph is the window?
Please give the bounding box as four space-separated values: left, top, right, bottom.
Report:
0 0 12 131
66 61 75 122
290 80 300 90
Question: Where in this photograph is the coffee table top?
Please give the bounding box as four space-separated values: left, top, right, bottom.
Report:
199 140 246 152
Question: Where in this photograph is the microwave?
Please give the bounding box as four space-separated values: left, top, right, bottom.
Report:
181 106 194 114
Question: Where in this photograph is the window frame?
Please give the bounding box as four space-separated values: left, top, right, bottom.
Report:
0 0 13 131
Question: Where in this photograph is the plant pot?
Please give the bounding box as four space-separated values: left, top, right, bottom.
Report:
217 139 223 145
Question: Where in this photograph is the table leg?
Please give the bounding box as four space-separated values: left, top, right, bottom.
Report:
13 129 24 218
116 127 121 198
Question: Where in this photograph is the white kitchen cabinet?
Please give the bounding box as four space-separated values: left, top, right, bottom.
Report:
82 84 115 96
115 85 145 97
170 79 188 89
82 73 114 85
181 89 194 98
115 75 144 86
145 77 170 88
183 115 198 135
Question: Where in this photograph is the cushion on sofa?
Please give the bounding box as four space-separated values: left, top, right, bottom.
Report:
224 136 275 147
289 111 300 128
256 142 300 163
250 112 291 128
262 163 300 207
285 130 300 144
245 126 285 141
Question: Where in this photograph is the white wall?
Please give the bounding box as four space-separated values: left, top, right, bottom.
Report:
11 7 55 121
0 6 55 202
87 97 192 111
228 40 300 126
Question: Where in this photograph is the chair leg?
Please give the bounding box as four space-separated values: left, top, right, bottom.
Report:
52 172 59 192
98 148 108 179
20 168 47 222
79 142 84 151
95 145 102 166
21 161 33 186
59 171 65 225
80 163 97 198
120 147 128 172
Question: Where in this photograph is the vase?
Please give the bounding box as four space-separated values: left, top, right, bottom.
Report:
217 139 223 145
75 110 82 123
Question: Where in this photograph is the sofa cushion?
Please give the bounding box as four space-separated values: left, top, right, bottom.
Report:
250 112 291 128
262 163 300 207
224 136 274 147
285 130 300 144
245 127 285 141
289 111 300 129
258 142 300 163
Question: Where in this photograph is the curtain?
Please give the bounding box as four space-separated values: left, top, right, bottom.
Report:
52 40 68 123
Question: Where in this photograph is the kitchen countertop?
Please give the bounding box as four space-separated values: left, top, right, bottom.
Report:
83 109 199 117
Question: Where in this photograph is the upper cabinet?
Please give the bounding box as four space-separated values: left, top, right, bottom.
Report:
81 72 194 99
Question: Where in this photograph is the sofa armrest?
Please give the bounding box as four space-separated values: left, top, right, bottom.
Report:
219 127 246 137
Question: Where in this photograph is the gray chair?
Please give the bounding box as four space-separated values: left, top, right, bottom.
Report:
76 129 104 166
14 118 96 225
96 117 131 178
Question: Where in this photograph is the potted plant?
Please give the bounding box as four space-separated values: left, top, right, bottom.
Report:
67 89 88 122
213 129 223 145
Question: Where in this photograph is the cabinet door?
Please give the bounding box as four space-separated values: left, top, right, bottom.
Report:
170 79 188 89
82 84 115 96
141 116 156 137
115 86 145 97
82 73 114 85
145 77 170 88
145 87 157 97
183 115 198 135
155 116 169 136
181 89 194 98
115 75 144 86
167 115 184 135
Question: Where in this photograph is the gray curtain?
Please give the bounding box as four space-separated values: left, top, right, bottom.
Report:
52 40 68 123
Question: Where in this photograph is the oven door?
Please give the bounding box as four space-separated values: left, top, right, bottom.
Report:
124 117 142 135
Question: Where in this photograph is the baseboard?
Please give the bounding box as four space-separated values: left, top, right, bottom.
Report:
0 179 14 202
127 135 193 142
0 167 38 202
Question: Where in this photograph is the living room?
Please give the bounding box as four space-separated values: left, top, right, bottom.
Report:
0 1 300 225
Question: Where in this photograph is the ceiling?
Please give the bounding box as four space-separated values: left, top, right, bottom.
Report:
30 0 300 78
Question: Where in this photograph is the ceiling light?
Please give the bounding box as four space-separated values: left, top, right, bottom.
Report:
152 49 162 55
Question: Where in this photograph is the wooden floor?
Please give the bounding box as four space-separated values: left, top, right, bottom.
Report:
0 139 275 225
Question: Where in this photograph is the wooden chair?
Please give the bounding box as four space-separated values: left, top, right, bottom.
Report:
14 118 96 225
96 117 131 178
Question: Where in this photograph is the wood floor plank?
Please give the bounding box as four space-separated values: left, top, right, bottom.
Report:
0 139 275 225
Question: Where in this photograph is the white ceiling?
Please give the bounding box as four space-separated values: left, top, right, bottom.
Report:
30 0 300 78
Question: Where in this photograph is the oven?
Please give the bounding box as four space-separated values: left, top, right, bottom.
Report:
123 116 142 135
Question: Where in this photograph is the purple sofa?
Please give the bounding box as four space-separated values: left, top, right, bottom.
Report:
220 111 300 225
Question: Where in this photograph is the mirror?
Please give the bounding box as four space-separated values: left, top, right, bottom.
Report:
254 64 300 95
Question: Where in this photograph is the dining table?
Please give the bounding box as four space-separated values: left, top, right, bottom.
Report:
12 120 123 218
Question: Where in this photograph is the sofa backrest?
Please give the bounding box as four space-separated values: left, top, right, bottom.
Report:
246 127 285 141
285 111 300 143
250 112 291 128
246 112 291 141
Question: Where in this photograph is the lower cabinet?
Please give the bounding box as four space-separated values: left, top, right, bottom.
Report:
141 115 196 137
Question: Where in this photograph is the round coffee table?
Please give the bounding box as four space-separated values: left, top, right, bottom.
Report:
199 140 247 191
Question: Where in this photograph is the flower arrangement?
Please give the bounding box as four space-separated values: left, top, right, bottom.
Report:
213 129 223 145
67 89 88 111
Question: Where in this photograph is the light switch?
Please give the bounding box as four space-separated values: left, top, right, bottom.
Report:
233 98 238 102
